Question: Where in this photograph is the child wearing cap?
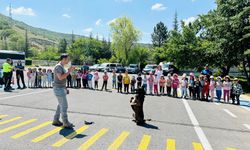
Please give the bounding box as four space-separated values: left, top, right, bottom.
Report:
215 76 223 102
172 74 179 98
180 73 188 99
159 75 166 95
231 78 243 105
76 70 82 88
131 76 136 93
87 71 93 89
112 70 117 89
153 74 159 95
188 73 195 99
101 71 109 91
209 76 216 102
148 72 154 95
194 76 201 100
117 72 123 93
94 71 99 90
203 76 210 101
223 76 231 103
123 71 130 93
166 74 172 96
142 74 147 93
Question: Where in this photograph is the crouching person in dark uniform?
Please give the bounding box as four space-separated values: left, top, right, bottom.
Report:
130 86 146 125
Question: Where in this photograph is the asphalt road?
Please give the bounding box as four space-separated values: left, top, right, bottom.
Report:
0 72 249 150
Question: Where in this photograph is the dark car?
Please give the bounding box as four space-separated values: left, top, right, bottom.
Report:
116 64 126 73
127 64 140 74
160 63 179 76
142 64 157 74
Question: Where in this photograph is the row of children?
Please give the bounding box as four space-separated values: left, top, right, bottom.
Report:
26 68 53 88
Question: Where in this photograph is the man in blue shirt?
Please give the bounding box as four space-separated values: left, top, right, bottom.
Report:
15 60 27 89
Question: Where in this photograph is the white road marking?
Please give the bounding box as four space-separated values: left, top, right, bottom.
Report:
223 109 237 118
182 99 213 150
0 90 51 100
243 124 250 130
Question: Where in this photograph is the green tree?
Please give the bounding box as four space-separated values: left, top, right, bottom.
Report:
110 16 141 65
58 38 67 53
173 11 179 31
151 22 169 47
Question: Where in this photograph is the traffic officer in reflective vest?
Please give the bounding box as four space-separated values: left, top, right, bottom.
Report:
3 58 13 92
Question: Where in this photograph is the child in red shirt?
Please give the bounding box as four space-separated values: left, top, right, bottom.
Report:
172 74 180 98
101 71 109 91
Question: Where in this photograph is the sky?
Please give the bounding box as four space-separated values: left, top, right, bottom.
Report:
0 0 216 43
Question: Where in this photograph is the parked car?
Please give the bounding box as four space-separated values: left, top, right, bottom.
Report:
89 64 100 71
160 62 179 76
116 65 126 73
97 63 123 72
127 64 140 74
142 64 157 74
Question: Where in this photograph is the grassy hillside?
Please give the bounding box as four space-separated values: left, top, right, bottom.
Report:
0 13 84 51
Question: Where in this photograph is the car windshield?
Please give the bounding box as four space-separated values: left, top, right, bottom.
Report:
130 65 137 68
145 65 154 69
93 64 99 67
100 64 107 67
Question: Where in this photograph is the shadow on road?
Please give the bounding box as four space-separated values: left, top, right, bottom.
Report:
138 123 159 130
59 128 86 139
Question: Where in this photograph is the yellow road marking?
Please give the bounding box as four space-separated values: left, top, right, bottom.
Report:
166 139 176 150
31 127 62 143
227 148 236 150
0 119 37 134
0 115 8 119
77 128 109 150
0 117 22 125
107 131 130 150
193 142 203 150
138 134 151 150
52 125 89 147
11 121 52 139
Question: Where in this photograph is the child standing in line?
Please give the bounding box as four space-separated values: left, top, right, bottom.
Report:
203 76 210 101
148 72 154 95
42 69 47 88
112 70 117 89
76 70 82 88
209 76 216 102
223 75 231 103
37 68 42 88
0 68 3 89
159 75 166 96
231 78 243 105
166 74 172 96
131 76 136 93
101 71 109 91
153 74 159 95
188 73 195 99
71 69 77 88
87 71 93 89
94 71 99 90
67 72 72 88
142 74 147 94
194 76 201 100
47 69 53 88
117 72 123 93
215 76 223 102
123 71 130 93
180 74 188 99
172 74 179 98
82 71 88 88
136 73 142 88
200 75 205 100
27 68 32 88
31 68 36 88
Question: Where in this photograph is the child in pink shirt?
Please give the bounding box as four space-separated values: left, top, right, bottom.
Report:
172 73 180 98
148 72 154 95
94 71 99 90
76 70 82 88
153 74 159 95
159 75 166 95
209 76 216 102
27 68 32 88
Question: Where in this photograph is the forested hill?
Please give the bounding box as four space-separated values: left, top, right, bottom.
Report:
0 13 84 51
